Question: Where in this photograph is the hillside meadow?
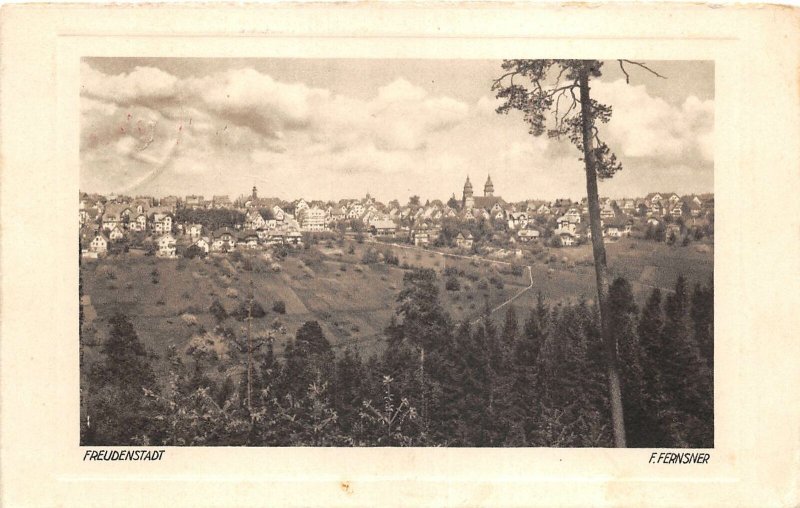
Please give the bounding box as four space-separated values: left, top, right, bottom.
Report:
80 237 712 389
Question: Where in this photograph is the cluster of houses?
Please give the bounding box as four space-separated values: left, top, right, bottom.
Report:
507 190 713 247
79 179 713 258
79 189 306 259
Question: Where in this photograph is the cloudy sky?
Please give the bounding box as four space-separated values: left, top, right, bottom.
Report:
81 58 713 202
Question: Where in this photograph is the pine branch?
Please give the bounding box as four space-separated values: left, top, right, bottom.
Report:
618 60 667 83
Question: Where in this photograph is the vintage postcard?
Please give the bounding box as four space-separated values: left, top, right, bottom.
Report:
1 3 799 507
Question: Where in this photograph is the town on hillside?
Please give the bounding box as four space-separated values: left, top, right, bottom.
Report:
79 58 715 450
79 176 714 259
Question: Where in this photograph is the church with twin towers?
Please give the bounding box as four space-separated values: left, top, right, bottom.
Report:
462 174 503 210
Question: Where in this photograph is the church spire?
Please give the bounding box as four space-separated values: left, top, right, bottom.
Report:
484 174 494 197
462 175 475 210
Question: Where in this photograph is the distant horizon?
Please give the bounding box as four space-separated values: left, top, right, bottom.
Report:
81 58 714 202
80 182 714 206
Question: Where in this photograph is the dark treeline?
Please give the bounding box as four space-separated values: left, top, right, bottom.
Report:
81 269 713 447
173 208 245 230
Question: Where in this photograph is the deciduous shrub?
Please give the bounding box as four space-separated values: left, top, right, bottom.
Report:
361 248 379 264
445 276 461 291
209 300 227 322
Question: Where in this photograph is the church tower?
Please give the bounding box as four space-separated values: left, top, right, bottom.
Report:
252 185 258 200
462 176 475 210
484 174 494 197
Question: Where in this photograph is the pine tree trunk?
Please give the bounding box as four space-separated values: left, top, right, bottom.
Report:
578 64 627 447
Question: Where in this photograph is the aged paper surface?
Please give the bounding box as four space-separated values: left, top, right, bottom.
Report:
1 3 799 506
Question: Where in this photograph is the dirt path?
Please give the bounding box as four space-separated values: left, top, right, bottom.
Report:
472 264 533 325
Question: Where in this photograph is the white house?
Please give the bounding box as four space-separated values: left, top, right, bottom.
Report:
286 230 303 246
564 208 582 223
455 232 474 250
188 224 203 238
156 233 177 258
517 229 540 242
299 207 326 232
557 215 578 234
102 214 119 231
294 199 309 213
412 226 430 246
347 203 365 219
605 225 624 238
109 226 125 242
194 237 210 253
152 213 172 235
211 228 236 252
89 233 108 253
369 219 397 237
558 231 576 247
129 214 147 232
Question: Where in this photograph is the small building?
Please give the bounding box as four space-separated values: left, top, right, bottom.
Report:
156 233 177 258
109 226 125 242
557 215 579 234
605 224 624 238
517 229 540 243
152 213 173 235
239 230 260 249
286 230 303 246
412 227 430 246
194 237 210 254
300 207 326 232
129 213 148 232
89 233 108 254
507 211 528 230
264 231 286 246
245 211 266 230
187 224 203 238
211 227 236 252
369 219 397 237
455 232 474 250
558 231 576 247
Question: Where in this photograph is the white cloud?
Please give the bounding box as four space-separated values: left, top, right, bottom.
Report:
186 68 331 137
593 79 714 163
81 62 713 201
81 62 179 104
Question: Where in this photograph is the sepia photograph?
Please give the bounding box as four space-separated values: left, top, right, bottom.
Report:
2 3 800 506
79 57 714 448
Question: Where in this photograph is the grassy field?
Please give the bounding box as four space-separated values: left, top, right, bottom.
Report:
80 236 712 386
